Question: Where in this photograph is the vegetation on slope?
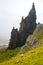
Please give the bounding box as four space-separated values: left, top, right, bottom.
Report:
0 47 21 63
0 45 43 65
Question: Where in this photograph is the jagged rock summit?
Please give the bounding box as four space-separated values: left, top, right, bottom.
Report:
8 3 37 49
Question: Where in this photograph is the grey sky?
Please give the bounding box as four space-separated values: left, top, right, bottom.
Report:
0 0 43 41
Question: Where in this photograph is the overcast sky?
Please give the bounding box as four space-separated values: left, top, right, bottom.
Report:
0 0 43 41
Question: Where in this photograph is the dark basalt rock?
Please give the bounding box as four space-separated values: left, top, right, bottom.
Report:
8 3 37 49
8 27 19 49
19 3 36 45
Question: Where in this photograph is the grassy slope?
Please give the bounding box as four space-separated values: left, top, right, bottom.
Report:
0 45 43 65
0 24 43 65
0 47 21 63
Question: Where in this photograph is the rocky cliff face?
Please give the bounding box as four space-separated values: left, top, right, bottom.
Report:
8 3 37 49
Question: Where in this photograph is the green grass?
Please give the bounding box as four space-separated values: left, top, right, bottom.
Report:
0 45 43 65
0 47 21 63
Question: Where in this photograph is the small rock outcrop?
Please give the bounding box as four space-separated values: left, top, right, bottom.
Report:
8 3 37 49
8 27 19 49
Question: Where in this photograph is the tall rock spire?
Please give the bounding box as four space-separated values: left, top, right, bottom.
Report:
29 3 36 18
8 3 37 49
32 3 35 9
19 3 36 45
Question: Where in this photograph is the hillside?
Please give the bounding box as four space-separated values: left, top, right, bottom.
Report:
0 44 43 65
0 24 43 65
0 45 8 49
0 47 21 63
19 24 43 53
26 24 43 48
